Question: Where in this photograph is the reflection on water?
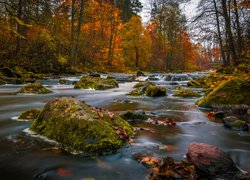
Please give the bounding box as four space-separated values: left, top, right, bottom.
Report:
0 74 249 179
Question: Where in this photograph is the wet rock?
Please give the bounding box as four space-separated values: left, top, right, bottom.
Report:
223 116 248 131
18 109 41 120
30 97 133 154
59 79 69 84
146 118 176 127
208 111 225 119
129 82 166 97
145 85 166 97
121 111 148 121
128 88 144 96
187 143 241 179
213 111 225 119
89 73 101 78
134 81 155 88
74 76 118 90
196 78 250 107
173 89 201 98
136 70 145 77
149 157 197 180
17 82 52 94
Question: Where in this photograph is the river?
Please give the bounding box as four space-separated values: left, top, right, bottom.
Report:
0 74 249 179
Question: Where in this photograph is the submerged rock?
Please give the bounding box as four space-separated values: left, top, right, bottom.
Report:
145 85 166 97
133 81 155 88
121 111 148 121
17 82 52 94
149 157 197 180
30 97 133 154
223 116 248 131
74 76 118 90
89 73 101 78
59 79 69 84
187 143 241 179
173 89 201 98
196 78 250 108
18 109 41 120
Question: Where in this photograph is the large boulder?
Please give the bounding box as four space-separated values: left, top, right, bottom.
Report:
173 89 201 98
223 116 248 131
17 82 52 94
145 85 166 97
74 76 118 90
129 82 166 97
136 70 145 77
30 97 133 154
187 143 241 179
196 78 250 108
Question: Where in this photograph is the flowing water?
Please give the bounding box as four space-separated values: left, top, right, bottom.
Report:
0 74 249 180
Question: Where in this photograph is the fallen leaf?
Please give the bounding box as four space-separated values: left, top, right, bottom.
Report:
57 167 71 177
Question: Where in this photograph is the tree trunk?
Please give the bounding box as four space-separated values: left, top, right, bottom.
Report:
213 0 227 66
74 0 84 64
135 46 139 67
221 0 237 66
16 0 23 55
70 0 76 65
233 0 243 61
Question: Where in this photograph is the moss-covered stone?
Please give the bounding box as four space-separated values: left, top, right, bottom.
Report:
223 116 248 131
74 76 118 90
134 81 155 88
196 78 250 107
128 88 144 96
17 82 53 94
59 79 69 84
173 89 201 98
18 109 41 120
129 82 166 97
30 97 133 154
145 85 166 97
121 111 148 120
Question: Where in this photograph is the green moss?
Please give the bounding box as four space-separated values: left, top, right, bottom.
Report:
134 81 155 88
18 109 41 120
17 82 53 94
59 79 68 84
121 111 148 120
74 76 118 90
196 77 250 107
128 88 144 96
173 89 201 98
145 85 166 97
30 97 133 154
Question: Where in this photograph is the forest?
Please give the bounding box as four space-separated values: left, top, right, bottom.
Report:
0 0 248 74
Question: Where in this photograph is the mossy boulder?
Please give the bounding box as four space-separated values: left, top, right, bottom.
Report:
17 82 53 94
121 111 148 121
145 85 166 97
74 76 118 90
173 89 201 98
223 116 248 131
59 79 69 84
134 81 155 88
128 88 144 96
129 82 166 97
0 67 22 78
18 109 41 120
196 78 250 108
30 97 133 154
